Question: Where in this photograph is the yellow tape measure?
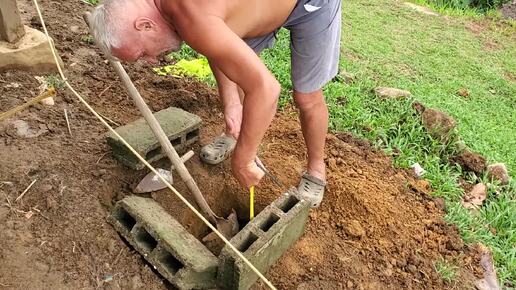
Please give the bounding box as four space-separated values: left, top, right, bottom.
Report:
250 185 255 220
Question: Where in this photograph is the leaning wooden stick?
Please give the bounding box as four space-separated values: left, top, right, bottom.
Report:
0 88 56 121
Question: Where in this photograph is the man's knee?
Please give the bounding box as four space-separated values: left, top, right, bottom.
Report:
293 89 325 110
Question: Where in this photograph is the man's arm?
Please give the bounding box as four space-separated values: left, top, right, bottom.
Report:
174 13 280 187
208 60 243 139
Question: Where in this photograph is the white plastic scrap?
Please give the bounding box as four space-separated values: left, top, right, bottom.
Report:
410 163 426 177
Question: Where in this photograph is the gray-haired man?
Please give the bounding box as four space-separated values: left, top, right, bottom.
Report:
89 0 341 208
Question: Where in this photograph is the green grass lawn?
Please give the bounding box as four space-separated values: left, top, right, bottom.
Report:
259 0 515 285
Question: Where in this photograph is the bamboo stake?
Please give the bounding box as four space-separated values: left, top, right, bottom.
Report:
0 88 56 121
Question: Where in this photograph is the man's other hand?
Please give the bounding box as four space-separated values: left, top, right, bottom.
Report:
231 157 264 188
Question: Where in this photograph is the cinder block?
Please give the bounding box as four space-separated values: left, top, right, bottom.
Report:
107 107 201 170
109 196 218 289
217 188 310 290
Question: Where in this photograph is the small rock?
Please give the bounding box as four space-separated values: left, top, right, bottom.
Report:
486 163 510 185
462 183 487 209
69 25 80 33
452 150 487 175
347 281 354 288
343 219 366 239
41 97 55 106
374 87 412 99
11 120 48 138
421 108 456 142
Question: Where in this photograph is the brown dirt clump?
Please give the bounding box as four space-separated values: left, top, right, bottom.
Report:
452 149 487 175
0 0 482 289
421 108 456 142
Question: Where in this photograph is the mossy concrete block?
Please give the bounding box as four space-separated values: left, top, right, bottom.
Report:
106 107 201 170
109 196 218 289
217 188 310 290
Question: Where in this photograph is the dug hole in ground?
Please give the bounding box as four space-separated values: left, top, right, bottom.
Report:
0 0 486 289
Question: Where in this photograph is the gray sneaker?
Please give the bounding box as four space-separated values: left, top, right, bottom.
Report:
297 173 326 208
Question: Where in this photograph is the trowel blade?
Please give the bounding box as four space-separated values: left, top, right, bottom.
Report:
134 168 173 194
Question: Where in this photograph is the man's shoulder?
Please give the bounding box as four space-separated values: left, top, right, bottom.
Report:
162 0 226 22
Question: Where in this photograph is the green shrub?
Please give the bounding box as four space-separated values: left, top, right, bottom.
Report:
426 0 511 10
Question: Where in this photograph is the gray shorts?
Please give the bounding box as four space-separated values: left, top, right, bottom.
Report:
244 0 342 93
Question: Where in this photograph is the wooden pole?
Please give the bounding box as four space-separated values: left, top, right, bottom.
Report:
0 0 25 43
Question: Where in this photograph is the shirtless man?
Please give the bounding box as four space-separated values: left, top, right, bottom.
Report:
89 0 341 208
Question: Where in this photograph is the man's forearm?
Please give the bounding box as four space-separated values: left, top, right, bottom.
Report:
209 59 241 108
233 79 280 164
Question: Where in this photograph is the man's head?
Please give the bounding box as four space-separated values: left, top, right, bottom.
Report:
89 0 182 63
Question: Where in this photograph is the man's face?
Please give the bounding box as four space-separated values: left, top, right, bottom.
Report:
111 15 182 64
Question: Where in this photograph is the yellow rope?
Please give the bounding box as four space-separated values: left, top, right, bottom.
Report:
31 1 276 289
0 88 56 121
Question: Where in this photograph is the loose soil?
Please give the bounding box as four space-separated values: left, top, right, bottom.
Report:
0 1 482 289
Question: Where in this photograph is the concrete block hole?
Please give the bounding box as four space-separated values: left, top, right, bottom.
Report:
278 195 300 213
145 137 182 160
259 213 280 232
134 226 158 252
156 248 184 275
236 232 259 253
113 207 136 231
186 128 200 142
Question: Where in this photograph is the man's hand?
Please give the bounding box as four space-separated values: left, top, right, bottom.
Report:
232 151 264 188
224 103 243 140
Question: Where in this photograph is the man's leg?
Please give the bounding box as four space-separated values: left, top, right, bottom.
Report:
293 89 328 181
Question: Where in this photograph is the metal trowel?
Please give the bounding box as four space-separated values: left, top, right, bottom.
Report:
134 151 194 194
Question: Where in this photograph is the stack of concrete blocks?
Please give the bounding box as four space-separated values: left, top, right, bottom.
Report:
109 189 310 289
106 107 202 170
